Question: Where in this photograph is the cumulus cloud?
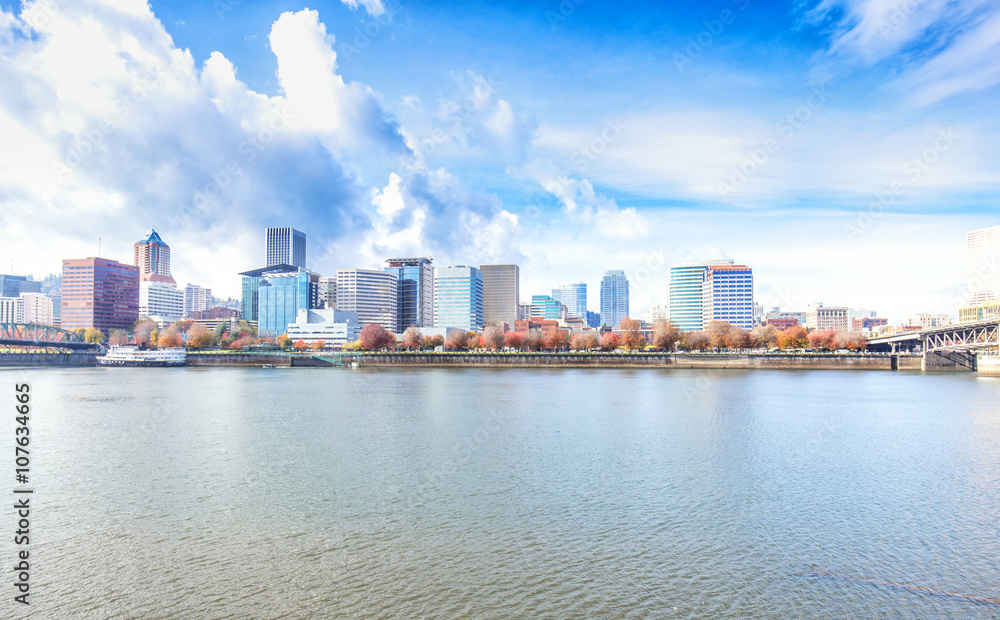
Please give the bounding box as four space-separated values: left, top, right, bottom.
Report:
360 167 523 268
338 0 387 17
0 2 411 294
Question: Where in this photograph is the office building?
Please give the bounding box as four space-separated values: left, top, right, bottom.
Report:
852 317 888 331
968 225 1000 305
0 275 41 298
435 265 483 332
266 227 307 269
19 293 54 325
133 229 175 284
669 260 734 331
336 269 398 331
765 317 801 331
0 297 23 323
481 264 520 326
256 270 320 336
140 281 184 322
600 270 629 328
552 282 586 319
318 276 337 309
959 300 1000 323
239 264 301 323
805 305 849 331
61 257 139 331
702 264 754 329
530 295 566 321
183 284 213 317
285 309 362 347
385 258 434 329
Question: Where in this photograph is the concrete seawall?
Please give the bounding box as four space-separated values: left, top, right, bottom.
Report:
977 354 1000 376
0 352 97 367
186 353 291 366
358 352 924 370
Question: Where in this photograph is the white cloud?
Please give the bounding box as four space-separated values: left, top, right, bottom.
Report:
338 0 387 17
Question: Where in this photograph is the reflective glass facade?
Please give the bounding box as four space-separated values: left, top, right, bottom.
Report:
435 266 483 332
257 271 320 336
599 270 629 328
385 258 434 330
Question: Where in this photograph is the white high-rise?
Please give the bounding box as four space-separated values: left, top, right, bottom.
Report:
968 225 1000 305
183 284 213 317
141 281 185 321
336 269 398 331
20 292 54 325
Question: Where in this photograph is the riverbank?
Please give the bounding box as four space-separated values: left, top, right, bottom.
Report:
0 350 938 371
358 351 925 370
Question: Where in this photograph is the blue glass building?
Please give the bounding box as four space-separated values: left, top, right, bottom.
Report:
599 270 629 328
434 265 483 331
385 257 434 330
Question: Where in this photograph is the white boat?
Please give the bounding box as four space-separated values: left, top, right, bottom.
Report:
97 346 187 367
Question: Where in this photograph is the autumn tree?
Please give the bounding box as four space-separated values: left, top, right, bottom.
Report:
807 329 837 351
133 318 157 346
543 329 568 350
600 331 621 351
525 332 544 351
652 318 680 351
727 327 753 351
680 330 710 351
504 331 525 350
293 339 308 351
108 329 128 346
84 327 105 343
359 324 395 350
776 326 808 350
213 321 227 342
571 332 600 350
158 328 183 348
187 324 214 349
618 318 646 350
230 335 253 350
752 325 778 350
278 334 292 349
401 327 423 350
706 321 732 350
482 324 505 350
466 331 482 349
311 339 327 350
834 331 867 351
430 335 445 348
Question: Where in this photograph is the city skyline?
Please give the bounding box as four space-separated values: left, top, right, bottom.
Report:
2 1 999 324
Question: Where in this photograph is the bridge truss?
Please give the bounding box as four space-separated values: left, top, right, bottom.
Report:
0 323 95 350
923 322 999 353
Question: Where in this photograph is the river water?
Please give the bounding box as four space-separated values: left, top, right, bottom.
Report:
3 367 999 619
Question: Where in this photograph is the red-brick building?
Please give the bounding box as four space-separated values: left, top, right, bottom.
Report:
61 257 139 331
765 317 800 331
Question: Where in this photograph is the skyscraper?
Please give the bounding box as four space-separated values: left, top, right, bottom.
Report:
183 283 213 316
239 264 300 323
0 275 41 298
385 258 434 329
530 295 565 320
435 265 483 331
968 225 1000 305
61 257 139 331
552 282 586 319
600 270 629 328
133 229 175 284
702 264 755 329
669 260 734 331
480 264 519 327
266 227 307 269
257 270 321 336
336 269 398 331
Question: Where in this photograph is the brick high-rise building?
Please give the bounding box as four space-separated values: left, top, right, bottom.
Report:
61 257 139 331
133 229 175 284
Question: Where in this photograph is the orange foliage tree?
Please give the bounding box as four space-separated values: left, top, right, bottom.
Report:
618 318 646 350
652 318 680 351
401 327 423 350
600 331 621 351
777 326 808 349
359 324 395 350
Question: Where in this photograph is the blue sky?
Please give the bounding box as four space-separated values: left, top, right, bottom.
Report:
1 0 998 322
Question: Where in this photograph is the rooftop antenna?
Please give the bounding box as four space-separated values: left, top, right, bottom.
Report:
98 237 102 258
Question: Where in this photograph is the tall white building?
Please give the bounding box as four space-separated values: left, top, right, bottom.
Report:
0 297 23 324
806 305 849 331
266 227 307 269
20 293 54 325
968 225 1000 305
318 276 337 309
480 264 519 327
183 284 212 317
701 264 755 330
336 269 398 331
669 260 734 331
141 281 184 322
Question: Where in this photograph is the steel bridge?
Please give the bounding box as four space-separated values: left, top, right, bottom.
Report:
0 323 98 350
867 319 999 370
